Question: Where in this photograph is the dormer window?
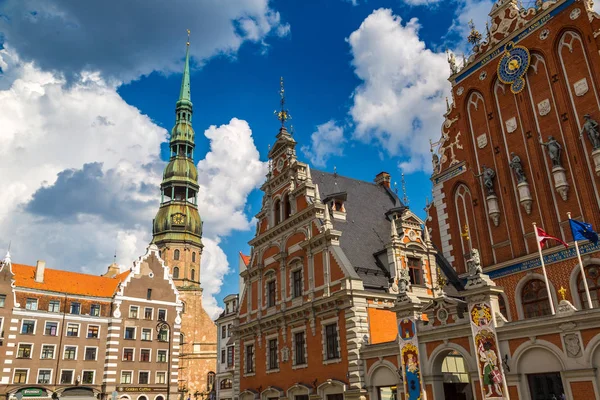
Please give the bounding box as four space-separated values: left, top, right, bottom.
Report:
323 192 347 221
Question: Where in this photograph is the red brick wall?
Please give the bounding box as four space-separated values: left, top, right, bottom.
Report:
570 381 596 400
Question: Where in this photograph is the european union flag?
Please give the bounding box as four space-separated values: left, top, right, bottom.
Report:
569 219 599 244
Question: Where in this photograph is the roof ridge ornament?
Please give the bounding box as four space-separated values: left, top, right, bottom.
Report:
274 77 292 127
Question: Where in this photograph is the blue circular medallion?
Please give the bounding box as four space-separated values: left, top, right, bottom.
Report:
497 42 530 94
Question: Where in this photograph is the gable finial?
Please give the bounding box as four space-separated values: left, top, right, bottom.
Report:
401 173 409 205
274 77 291 127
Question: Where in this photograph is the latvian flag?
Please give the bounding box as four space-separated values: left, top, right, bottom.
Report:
535 226 568 249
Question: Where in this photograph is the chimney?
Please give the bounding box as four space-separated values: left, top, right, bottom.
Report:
375 172 391 188
35 260 46 283
103 262 120 278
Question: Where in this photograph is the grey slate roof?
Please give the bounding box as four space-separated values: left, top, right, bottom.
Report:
311 169 462 292
312 170 402 290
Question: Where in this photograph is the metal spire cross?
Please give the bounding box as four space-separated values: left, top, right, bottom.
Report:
274 77 291 127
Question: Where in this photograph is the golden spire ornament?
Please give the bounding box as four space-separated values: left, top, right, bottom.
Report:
274 76 292 127
461 224 470 241
559 286 567 301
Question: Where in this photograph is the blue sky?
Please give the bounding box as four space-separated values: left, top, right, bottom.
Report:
0 0 491 315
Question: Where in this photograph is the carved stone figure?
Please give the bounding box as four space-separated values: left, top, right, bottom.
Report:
432 153 440 173
466 248 483 276
539 135 563 167
448 51 458 74
475 165 496 195
509 152 527 183
580 114 600 150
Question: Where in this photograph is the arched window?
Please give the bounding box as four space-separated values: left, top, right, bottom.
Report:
207 372 216 390
173 267 180 279
498 295 508 321
407 257 422 285
274 199 281 225
220 379 232 390
522 279 551 318
283 193 291 219
191 269 195 281
577 265 600 309
192 252 196 263
174 249 180 260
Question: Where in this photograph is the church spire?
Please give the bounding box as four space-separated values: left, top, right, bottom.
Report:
178 29 192 107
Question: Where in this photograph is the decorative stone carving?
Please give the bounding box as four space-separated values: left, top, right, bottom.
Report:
466 248 483 276
448 51 458 74
457 86 464 96
475 165 496 195
479 70 488 81
432 153 440 174
539 136 563 167
437 307 449 325
580 114 600 150
477 133 488 148
574 78 589 97
537 99 551 116
563 333 581 357
439 131 463 167
281 346 290 362
592 149 600 177
539 28 550 40
487 195 501 226
557 299 577 316
570 8 581 19
552 166 570 201
505 117 517 133
464 248 496 288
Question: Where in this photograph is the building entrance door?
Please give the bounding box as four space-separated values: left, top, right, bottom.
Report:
527 373 565 400
441 351 473 400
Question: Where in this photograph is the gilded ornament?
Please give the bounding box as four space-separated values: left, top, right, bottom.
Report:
497 42 531 94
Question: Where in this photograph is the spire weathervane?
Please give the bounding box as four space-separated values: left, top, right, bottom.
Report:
187 29 191 46
275 77 291 127
401 173 409 205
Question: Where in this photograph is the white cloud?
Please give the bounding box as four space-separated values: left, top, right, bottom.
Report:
0 48 266 319
0 0 289 83
301 120 346 167
348 8 451 173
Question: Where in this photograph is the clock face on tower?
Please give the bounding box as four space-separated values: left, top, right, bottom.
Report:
172 213 185 225
497 42 530 94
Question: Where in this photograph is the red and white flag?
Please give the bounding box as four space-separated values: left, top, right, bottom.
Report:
535 226 568 249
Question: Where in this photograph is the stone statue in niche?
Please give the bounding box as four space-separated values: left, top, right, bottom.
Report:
466 248 483 276
539 136 563 167
474 165 496 195
509 152 527 183
580 114 600 150
447 51 458 74
432 153 440 173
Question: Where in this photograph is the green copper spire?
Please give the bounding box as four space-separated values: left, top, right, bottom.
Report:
152 32 203 250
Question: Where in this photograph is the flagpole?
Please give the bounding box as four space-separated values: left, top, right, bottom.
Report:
533 222 556 315
568 212 593 309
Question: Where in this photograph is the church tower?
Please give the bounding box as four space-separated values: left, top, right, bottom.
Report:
153 33 217 397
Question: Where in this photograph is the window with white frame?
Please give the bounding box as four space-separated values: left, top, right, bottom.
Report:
324 323 340 360
141 328 152 341
69 302 80 315
90 304 101 316
121 371 132 384
156 371 166 384
84 347 97 361
123 348 134 361
17 343 33 359
63 346 77 360
21 320 36 334
267 338 278 370
129 305 139 319
41 345 55 359
157 350 167 363
44 321 58 336
87 325 99 338
158 309 167 321
0 294 6 308
144 307 153 320
267 279 276 308
221 349 226 364
227 346 234 367
37 369 52 384
82 370 94 384
140 349 151 362
139 371 150 384
13 369 28 384
245 344 255 374
66 323 79 337
60 370 74 384
292 269 303 298
48 300 60 313
124 327 136 340
25 298 38 310
294 331 306 365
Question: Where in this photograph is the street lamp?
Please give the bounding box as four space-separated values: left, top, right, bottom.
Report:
157 319 172 400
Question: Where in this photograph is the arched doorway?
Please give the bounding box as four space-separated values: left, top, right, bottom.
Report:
517 346 565 399
432 348 474 400
368 363 401 400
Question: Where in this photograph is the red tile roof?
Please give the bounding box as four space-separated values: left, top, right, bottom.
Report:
240 252 250 266
12 263 128 298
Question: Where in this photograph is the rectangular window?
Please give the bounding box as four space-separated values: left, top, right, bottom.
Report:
124 327 136 340
141 328 152 341
158 328 168 342
13 369 28 384
139 371 149 384
60 370 74 384
120 371 132 384
267 281 276 307
221 349 226 364
21 320 35 334
85 347 97 361
296 396 310 400
26 298 38 310
157 350 167 363
140 349 151 362
227 346 234 367
45 321 58 336
90 304 101 316
407 257 423 286
147 288 152 300
246 345 254 373
144 307 153 320
123 348 134 361
66 323 79 337
70 302 80 315
221 325 227 339
41 345 55 359
37 370 52 384
325 324 340 360
48 300 60 313
158 309 167 321
293 270 303 298
87 325 99 338
227 324 232 337
82 371 94 384
268 338 278 370
64 346 77 360
294 331 306 365
156 372 166 384
0 294 6 308
17 344 32 359
129 305 139 319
